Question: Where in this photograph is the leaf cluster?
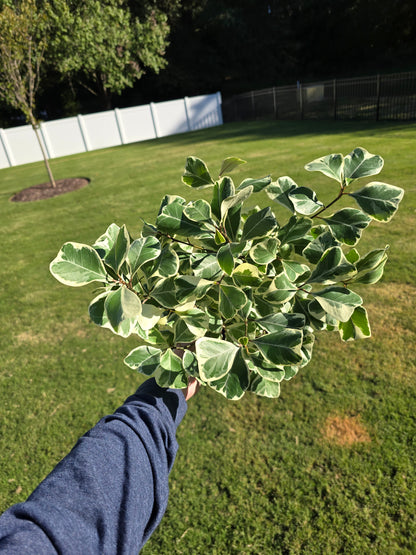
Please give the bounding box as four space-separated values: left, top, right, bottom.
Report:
50 148 404 400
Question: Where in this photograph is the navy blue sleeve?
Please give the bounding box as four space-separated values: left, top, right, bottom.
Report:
0 379 188 554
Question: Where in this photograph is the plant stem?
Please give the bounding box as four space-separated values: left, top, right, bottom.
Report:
313 189 345 218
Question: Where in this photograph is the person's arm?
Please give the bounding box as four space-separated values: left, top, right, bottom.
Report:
0 378 188 554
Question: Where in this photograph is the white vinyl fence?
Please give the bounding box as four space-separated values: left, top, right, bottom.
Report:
0 92 223 169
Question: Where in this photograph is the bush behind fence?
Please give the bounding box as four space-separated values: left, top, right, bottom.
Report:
222 71 416 123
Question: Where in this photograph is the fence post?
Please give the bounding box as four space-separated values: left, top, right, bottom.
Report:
149 102 161 138
183 97 192 131
216 92 223 125
40 123 54 160
77 115 91 152
273 87 278 119
298 82 304 120
0 128 15 167
114 108 127 144
333 79 337 120
376 74 381 121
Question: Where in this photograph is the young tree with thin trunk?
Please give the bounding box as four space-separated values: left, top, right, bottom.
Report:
0 0 56 187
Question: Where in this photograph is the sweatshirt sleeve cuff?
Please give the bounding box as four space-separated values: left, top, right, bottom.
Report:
124 378 188 429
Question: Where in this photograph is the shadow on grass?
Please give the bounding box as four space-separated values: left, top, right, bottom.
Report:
143 119 415 148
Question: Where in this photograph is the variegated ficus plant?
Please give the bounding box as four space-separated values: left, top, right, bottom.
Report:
50 148 403 400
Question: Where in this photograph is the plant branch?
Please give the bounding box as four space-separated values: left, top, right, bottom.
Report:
312 188 345 218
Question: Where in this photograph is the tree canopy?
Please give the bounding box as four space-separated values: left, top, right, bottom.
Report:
46 0 171 109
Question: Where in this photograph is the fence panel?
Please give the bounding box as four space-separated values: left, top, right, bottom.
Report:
43 117 86 158
82 111 122 150
117 105 157 143
223 71 416 124
0 92 222 169
154 98 189 137
379 72 416 120
3 125 46 166
187 93 222 130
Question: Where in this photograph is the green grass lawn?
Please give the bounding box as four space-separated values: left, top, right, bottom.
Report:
0 120 415 553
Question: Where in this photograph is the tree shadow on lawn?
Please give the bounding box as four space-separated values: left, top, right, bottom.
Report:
150 119 415 148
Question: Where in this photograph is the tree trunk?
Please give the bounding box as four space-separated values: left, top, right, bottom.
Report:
31 118 56 188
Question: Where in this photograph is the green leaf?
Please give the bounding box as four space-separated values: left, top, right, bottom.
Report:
343 147 383 183
351 247 389 284
183 199 213 222
137 303 163 331
248 355 285 382
88 292 112 330
219 156 246 177
150 277 177 308
142 222 158 237
182 156 214 188
232 263 262 287
349 182 404 222
135 324 167 347
304 153 344 182
104 286 142 337
252 329 303 366
50 242 107 287
281 260 311 283
339 306 371 341
264 272 297 305
284 366 299 380
190 253 222 280
237 176 272 192
156 197 203 237
127 236 161 275
124 345 161 375
345 248 360 264
241 206 277 241
180 308 209 335
288 187 324 215
278 215 313 245
257 313 305 333
266 176 297 212
182 350 200 378
104 224 130 273
221 186 253 222
307 246 357 285
250 237 279 265
314 286 362 322
195 337 239 382
217 244 235 275
299 332 315 367
322 208 371 246
156 246 179 277
211 177 235 219
302 231 340 264
249 375 281 398
155 349 187 388
175 276 213 302
226 322 255 344
214 229 226 244
220 284 247 319
209 349 249 400
173 318 197 344
93 223 120 258
224 204 242 242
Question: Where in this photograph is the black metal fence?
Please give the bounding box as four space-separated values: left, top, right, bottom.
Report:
222 71 416 123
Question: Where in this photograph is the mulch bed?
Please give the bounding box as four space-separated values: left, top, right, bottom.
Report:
10 177 90 202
